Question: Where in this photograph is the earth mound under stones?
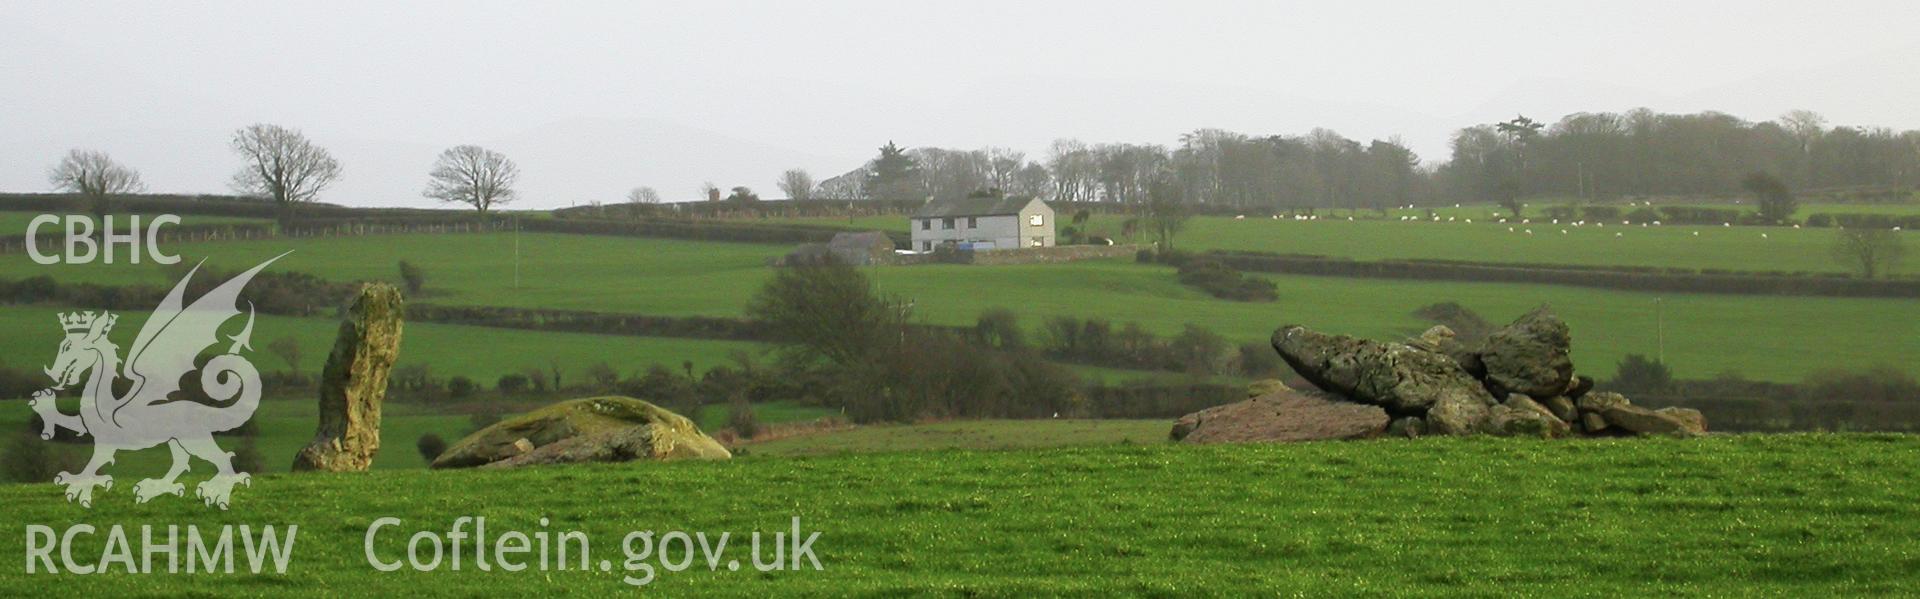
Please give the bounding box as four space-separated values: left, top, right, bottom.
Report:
1173 305 1705 443
432 396 731 469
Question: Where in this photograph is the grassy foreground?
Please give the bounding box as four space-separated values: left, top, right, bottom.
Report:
0 434 1915 595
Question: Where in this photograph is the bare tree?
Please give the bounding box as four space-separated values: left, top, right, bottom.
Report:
627 186 662 204
1832 228 1907 279
778 169 815 200
424 145 519 215
47 149 146 223
229 124 342 227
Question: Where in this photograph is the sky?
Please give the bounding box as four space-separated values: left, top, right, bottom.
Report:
3 0 1917 209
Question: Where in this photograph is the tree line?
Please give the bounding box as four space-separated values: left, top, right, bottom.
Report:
800 109 1918 212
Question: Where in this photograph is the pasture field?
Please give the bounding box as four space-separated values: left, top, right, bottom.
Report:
744 419 1168 457
763 212 1918 276
0 304 767 385
0 399 474 477
1 233 1912 382
1 434 1915 595
0 397 842 478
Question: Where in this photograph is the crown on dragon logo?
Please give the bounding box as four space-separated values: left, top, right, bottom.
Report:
59 311 101 333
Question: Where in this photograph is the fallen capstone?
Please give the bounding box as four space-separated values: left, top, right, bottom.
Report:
433 396 730 469
291 283 404 472
1272 325 1492 415
1480 306 1575 399
1171 390 1389 444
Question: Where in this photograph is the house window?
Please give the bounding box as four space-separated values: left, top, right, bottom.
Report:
943 218 955 229
967 217 978 228
1031 237 1044 247
921 241 931 251
1029 214 1044 227
920 219 930 231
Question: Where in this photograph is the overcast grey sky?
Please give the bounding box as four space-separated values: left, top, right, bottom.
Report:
4 0 1917 208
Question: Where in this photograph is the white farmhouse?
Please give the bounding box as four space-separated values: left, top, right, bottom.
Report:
909 196 1054 252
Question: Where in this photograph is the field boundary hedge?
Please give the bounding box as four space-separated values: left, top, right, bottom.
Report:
1208 250 1920 298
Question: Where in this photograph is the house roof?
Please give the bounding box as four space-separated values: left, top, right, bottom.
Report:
912 196 1040 218
828 231 891 251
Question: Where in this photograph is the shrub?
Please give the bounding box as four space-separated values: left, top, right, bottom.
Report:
1544 204 1578 220
2 432 82 483
1235 342 1283 378
1802 365 1920 403
468 411 503 434
1625 207 1661 224
585 362 620 390
1610 354 1673 394
726 399 762 439
1168 324 1228 375
974 308 1025 350
398 261 426 295
416 433 448 462
447 376 477 399
495 373 530 395
1175 258 1276 302
1581 205 1621 221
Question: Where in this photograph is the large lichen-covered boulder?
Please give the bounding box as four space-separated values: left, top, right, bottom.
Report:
1480 306 1575 399
1600 405 1706 437
1426 393 1491 435
1171 390 1388 444
1502 394 1571 438
1272 325 1492 415
432 397 730 469
291 283 404 472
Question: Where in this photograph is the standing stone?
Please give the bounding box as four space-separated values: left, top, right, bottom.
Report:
1272 325 1492 415
292 284 405 472
1480 306 1575 399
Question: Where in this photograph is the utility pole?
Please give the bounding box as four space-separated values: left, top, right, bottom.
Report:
513 214 521 290
1655 297 1665 364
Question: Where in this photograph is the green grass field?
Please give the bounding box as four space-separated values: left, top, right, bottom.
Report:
0 399 475 477
0 397 843 478
745 419 1167 457
0 304 767 386
1 434 1914 595
765 212 1918 276
3 232 1913 383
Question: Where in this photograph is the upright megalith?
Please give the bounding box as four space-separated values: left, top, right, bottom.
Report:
291 283 405 472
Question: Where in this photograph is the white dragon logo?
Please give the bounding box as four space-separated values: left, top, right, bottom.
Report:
27 253 285 510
